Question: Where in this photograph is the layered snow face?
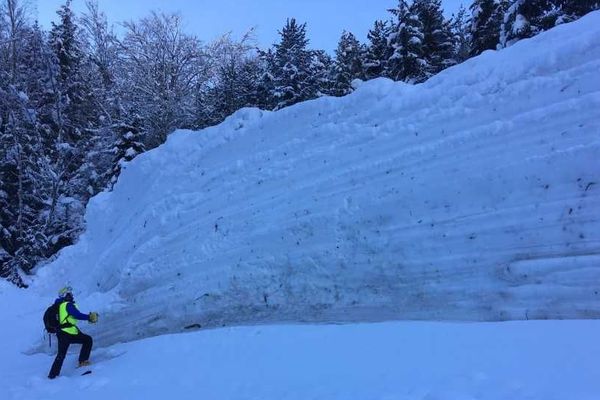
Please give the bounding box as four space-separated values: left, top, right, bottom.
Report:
35 13 600 346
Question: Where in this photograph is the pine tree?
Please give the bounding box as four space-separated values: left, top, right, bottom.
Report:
0 0 48 285
255 48 277 111
500 0 561 47
568 0 599 17
206 32 261 123
271 18 317 109
18 22 91 260
412 0 457 77
364 20 391 80
0 78 49 283
500 0 599 47
2 90 46 272
110 117 145 186
311 49 335 96
556 0 600 23
469 0 505 56
0 89 32 283
49 0 100 142
451 4 472 62
386 0 427 82
331 31 365 96
209 58 260 123
237 58 263 109
47 0 108 237
191 84 216 128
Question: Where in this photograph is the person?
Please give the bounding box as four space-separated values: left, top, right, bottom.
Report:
48 286 99 379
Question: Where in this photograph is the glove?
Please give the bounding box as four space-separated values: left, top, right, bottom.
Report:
89 312 99 324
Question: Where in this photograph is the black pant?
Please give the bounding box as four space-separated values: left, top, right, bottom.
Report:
48 330 93 378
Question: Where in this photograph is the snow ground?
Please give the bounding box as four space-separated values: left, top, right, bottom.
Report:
2 282 599 400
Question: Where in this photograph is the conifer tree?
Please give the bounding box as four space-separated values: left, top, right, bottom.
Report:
110 116 145 186
311 49 335 96
331 31 365 96
412 0 457 77
271 18 316 109
49 0 99 141
47 0 108 228
205 32 261 123
500 0 599 47
0 0 48 285
558 0 600 22
236 58 263 109
364 20 390 80
451 4 472 62
386 0 427 82
0 87 41 283
500 0 561 47
255 48 277 111
469 0 503 56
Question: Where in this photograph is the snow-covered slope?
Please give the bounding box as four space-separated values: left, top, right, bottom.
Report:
35 13 600 346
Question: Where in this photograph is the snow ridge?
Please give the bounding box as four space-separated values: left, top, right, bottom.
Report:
35 12 600 347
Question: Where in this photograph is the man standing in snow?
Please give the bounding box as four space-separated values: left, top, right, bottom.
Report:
48 286 99 379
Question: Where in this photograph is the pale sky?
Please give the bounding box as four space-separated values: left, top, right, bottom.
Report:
34 0 466 53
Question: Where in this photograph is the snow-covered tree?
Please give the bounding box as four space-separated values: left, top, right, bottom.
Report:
386 0 427 82
48 0 110 216
500 0 600 47
110 117 145 186
311 49 334 97
0 0 48 285
254 48 277 110
1 0 117 284
469 0 505 56
202 32 261 124
451 4 472 63
412 0 457 77
558 0 600 22
49 0 102 139
330 31 365 97
270 18 317 109
119 12 205 148
364 20 390 80
81 0 118 89
500 0 561 47
0 86 43 284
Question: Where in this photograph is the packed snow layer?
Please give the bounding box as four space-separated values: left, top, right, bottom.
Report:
3 283 599 400
35 13 600 345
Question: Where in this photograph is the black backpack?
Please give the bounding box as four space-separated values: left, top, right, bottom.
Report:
43 302 62 333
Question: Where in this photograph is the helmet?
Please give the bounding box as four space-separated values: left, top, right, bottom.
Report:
58 286 73 298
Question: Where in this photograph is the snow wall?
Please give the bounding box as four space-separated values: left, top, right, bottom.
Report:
34 12 600 346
